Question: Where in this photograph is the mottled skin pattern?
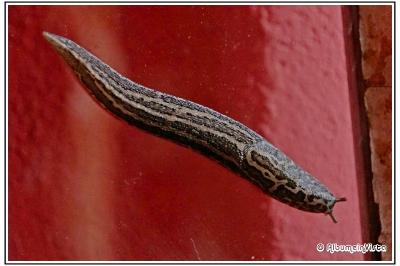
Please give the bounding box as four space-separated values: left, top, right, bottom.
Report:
43 32 344 221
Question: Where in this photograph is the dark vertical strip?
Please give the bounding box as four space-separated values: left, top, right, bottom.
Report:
341 6 381 261
4 2 7 263
393 2 396 262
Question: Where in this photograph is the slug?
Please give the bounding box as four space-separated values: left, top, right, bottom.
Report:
43 31 345 223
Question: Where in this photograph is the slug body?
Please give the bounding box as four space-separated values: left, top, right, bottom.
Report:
43 32 344 221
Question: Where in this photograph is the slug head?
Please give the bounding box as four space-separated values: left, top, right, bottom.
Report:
242 141 344 221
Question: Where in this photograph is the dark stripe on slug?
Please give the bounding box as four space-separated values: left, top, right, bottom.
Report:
307 195 315 202
272 185 307 204
250 150 286 181
240 158 276 191
285 179 297 189
180 112 251 143
136 99 177 116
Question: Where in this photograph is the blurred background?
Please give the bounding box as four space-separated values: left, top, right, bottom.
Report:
7 5 392 261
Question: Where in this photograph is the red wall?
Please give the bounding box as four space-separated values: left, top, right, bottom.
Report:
8 5 366 260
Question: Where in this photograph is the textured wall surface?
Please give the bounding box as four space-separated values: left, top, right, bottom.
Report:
359 6 393 260
8 6 365 260
359 6 392 87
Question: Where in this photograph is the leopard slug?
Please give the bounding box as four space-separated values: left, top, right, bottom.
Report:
43 31 345 222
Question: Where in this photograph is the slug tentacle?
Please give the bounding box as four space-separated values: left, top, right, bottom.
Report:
43 31 344 222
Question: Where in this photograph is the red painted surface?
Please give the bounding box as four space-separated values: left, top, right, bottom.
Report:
8 6 366 260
